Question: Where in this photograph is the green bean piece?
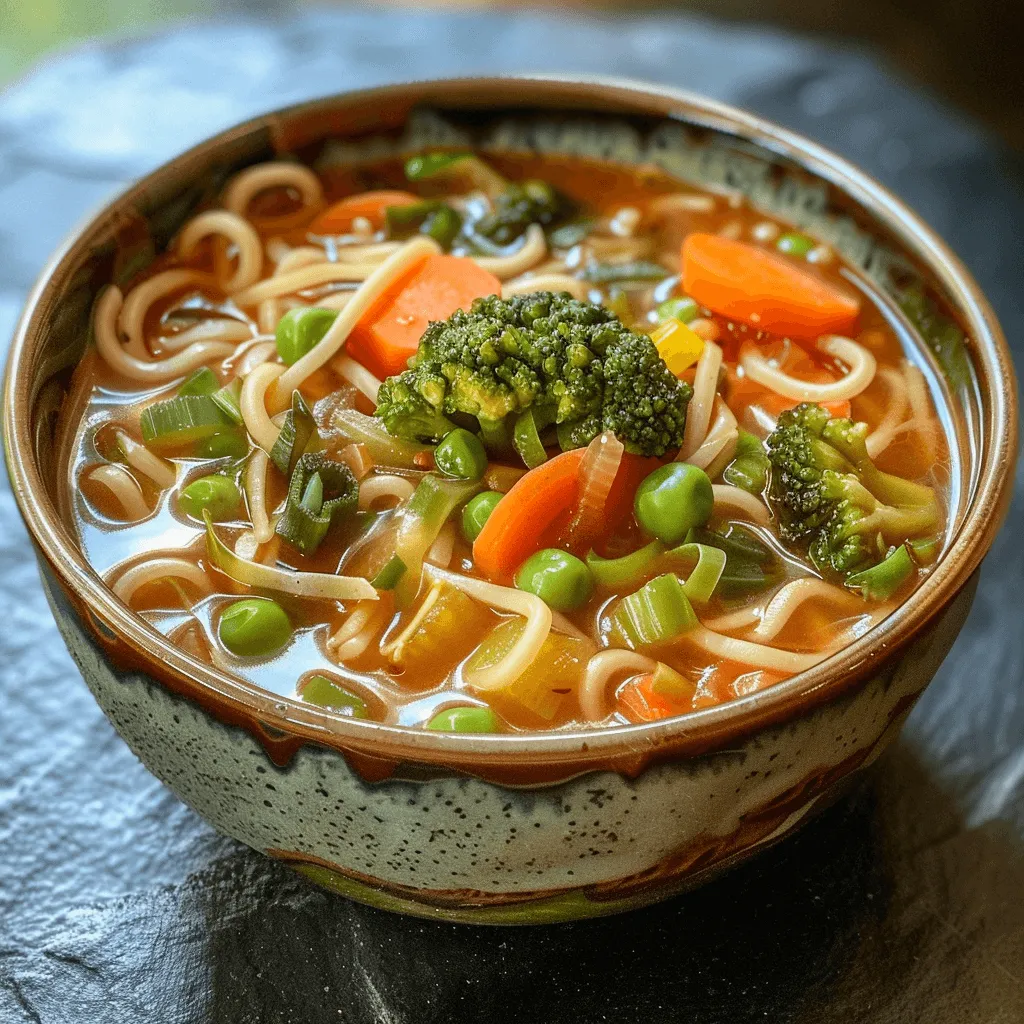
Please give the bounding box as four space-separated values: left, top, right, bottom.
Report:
656 296 700 324
218 598 292 658
581 260 669 284
634 463 714 544
179 473 243 522
515 548 594 612
301 675 370 718
275 307 339 366
434 428 488 481
425 705 500 733
776 232 815 257
461 491 503 543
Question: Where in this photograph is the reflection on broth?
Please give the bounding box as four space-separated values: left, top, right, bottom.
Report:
59 148 951 733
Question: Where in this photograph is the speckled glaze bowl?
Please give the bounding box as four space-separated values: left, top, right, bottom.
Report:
4 77 1017 924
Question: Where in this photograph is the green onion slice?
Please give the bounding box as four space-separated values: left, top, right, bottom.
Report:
512 408 550 469
270 390 320 478
177 366 219 397
610 573 698 649
586 541 665 589
140 395 234 451
203 511 377 601
211 377 243 425
275 452 359 555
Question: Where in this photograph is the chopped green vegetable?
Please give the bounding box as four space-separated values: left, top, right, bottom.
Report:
581 261 669 284
404 151 508 198
656 296 699 324
776 232 815 257
547 218 595 248
434 427 488 481
586 541 665 589
425 705 499 733
515 548 594 612
899 287 971 390
723 430 771 495
179 473 243 522
475 179 570 245
461 490 503 543
512 407 550 469
371 554 407 590
196 430 249 460
845 543 916 600
687 524 781 599
634 463 714 544
218 598 292 658
210 377 243 425
177 366 219 397
302 675 370 717
140 395 233 450
385 200 463 249
331 408 432 469
611 573 697 648
666 543 727 603
275 452 359 555
270 390 320 478
275 307 338 366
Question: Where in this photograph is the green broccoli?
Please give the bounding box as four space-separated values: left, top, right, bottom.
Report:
375 292 692 458
765 403 938 578
474 180 570 246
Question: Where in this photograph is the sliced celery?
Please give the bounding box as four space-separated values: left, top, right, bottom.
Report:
610 573 697 649
586 541 665 589
581 261 669 284
666 543 728 603
512 408 550 469
371 554 406 591
140 395 233 450
722 430 770 495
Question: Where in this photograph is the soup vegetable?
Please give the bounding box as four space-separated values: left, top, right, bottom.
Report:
62 148 948 733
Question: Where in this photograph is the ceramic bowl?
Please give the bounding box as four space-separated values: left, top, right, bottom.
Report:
4 77 1017 924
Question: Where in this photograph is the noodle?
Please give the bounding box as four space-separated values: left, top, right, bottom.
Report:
115 431 176 489
240 362 286 452
328 600 390 662
176 210 263 291
257 299 280 335
646 193 716 218
579 649 656 722
223 161 324 220
111 557 211 603
680 340 723 459
686 395 737 470
473 224 547 279
275 246 327 275
270 237 440 409
86 464 150 521
711 484 770 526
740 335 877 403
232 339 278 377
245 448 275 543
94 287 235 383
425 565 552 692
426 522 456 568
358 474 416 510
232 261 382 306
334 242 403 263
502 272 589 300
119 269 203 359
332 355 382 405
687 626 824 673
315 291 356 312
160 318 252 352
751 578 863 642
865 366 911 458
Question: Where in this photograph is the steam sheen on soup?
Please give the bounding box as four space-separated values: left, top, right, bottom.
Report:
60 148 950 733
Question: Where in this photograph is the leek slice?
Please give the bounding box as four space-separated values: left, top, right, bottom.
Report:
275 452 359 555
203 511 377 601
331 408 431 469
666 543 728 604
211 377 243 425
270 390 320 478
140 395 233 450
586 541 665 589
177 366 219 397
610 573 697 649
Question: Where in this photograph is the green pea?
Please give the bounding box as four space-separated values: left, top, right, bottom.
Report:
301 674 370 718
179 473 243 521
776 232 815 257
634 463 714 544
515 548 594 611
426 705 499 733
195 430 249 460
218 598 292 658
462 490 503 542
434 428 488 481
275 307 339 366
656 296 699 324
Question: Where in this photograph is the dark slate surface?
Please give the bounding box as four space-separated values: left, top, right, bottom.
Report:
1 10 1022 1023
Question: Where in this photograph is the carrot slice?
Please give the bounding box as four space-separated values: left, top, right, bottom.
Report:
473 448 587 581
682 233 860 338
348 254 500 378
309 190 420 234
617 674 677 722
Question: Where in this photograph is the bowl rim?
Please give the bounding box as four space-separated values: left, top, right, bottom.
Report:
4 73 1018 765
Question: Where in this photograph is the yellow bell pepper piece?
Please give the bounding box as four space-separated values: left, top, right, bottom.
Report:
651 317 704 376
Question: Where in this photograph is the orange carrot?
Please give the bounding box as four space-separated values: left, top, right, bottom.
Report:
682 233 860 338
617 674 678 722
309 190 420 234
348 254 500 378
473 448 587 581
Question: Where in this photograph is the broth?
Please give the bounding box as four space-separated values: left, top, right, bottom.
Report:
59 149 951 733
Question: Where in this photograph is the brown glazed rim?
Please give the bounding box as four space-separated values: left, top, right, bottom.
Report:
4 75 1018 769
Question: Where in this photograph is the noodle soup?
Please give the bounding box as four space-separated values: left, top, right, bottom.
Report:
60 149 950 734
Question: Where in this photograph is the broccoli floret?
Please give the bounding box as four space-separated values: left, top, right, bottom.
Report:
475 180 569 245
374 292 692 457
765 403 938 578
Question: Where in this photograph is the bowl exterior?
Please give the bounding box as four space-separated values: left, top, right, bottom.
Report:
39 559 977 924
